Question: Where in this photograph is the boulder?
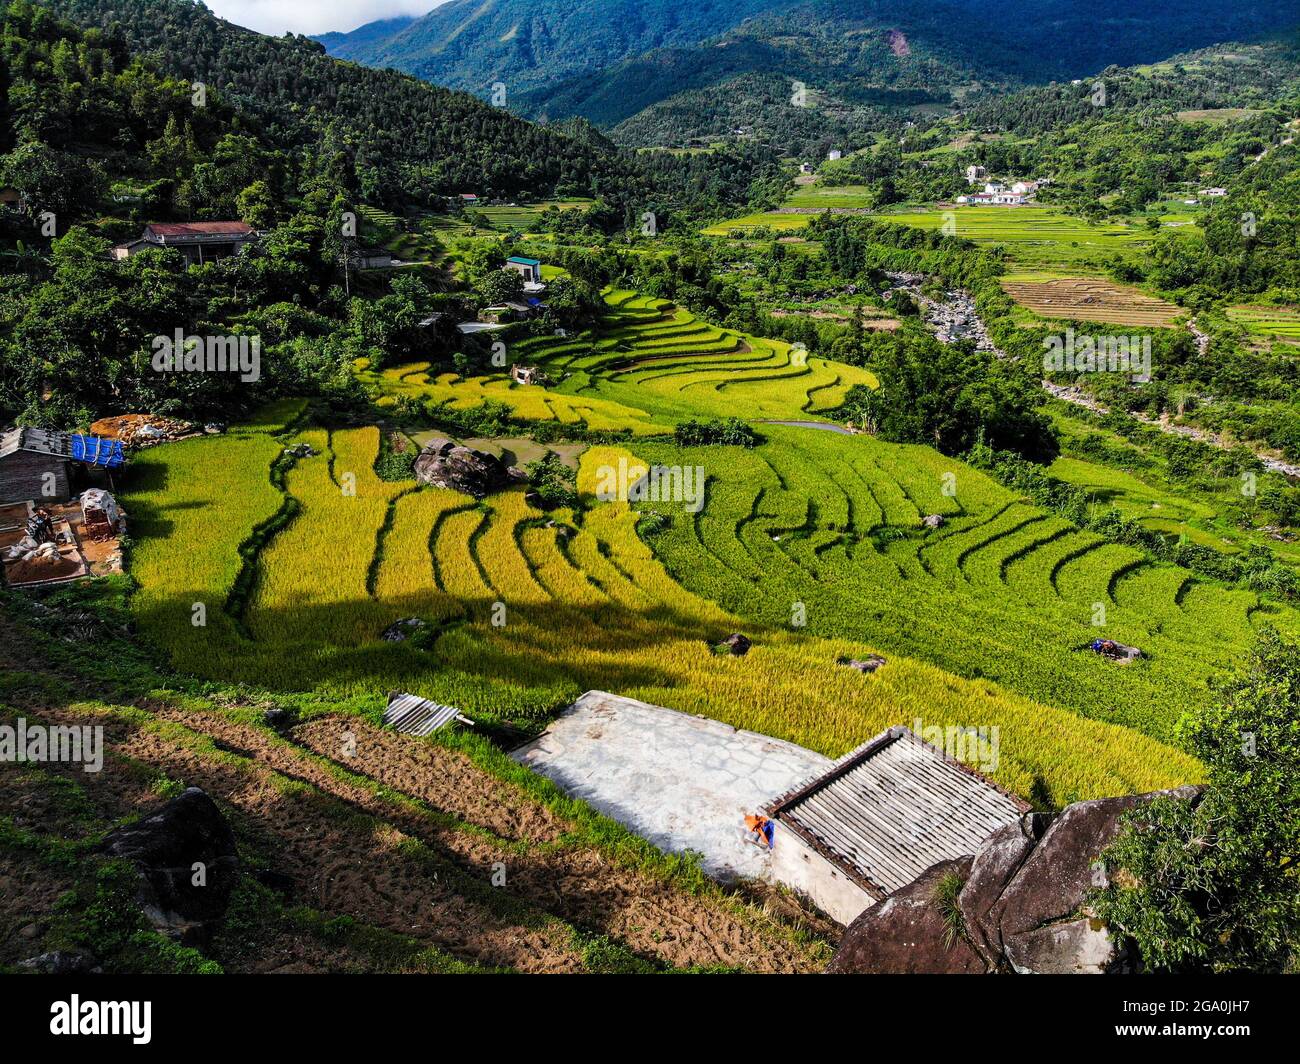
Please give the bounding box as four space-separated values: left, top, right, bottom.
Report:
1005 916 1122 975
718 633 752 656
922 514 946 529
97 787 239 947
958 812 1054 967
827 858 984 974
828 786 1202 974
414 440 527 498
381 617 427 642
17 950 101 975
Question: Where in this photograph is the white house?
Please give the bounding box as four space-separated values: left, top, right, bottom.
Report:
828 149 843 161
965 165 987 184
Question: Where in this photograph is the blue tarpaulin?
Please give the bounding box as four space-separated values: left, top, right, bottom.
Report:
69 434 125 469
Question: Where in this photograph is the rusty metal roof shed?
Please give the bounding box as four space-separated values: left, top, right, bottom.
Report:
767 726 1029 899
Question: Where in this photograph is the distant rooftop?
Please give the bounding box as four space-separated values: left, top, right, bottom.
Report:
144 221 254 240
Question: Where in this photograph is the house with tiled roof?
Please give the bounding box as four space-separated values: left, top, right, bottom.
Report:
111 221 257 265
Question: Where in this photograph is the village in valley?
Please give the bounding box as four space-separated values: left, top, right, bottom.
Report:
0 0 1298 1014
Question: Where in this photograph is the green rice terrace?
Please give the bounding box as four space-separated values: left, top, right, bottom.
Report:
114 287 1300 816
871 206 1156 267
1227 304 1300 342
702 194 1161 273
365 292 878 429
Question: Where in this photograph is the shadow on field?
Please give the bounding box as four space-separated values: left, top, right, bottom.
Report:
130 585 749 728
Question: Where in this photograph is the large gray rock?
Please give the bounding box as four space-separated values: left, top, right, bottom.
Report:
17 950 101 974
1005 916 1121 975
829 786 1203 974
413 438 527 498
958 812 1053 967
98 787 239 947
991 787 1199 941
827 858 985 975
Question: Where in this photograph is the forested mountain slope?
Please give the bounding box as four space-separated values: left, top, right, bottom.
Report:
320 0 1300 148
318 0 783 94
35 0 668 208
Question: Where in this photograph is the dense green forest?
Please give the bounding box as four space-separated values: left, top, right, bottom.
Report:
37 0 782 216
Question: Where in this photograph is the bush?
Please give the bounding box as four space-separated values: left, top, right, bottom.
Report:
525 451 578 510
674 417 759 448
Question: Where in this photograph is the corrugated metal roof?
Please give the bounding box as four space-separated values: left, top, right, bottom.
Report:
0 428 124 468
0 428 23 460
768 727 1028 898
383 691 472 737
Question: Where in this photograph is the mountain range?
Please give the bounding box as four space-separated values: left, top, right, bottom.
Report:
317 0 1300 145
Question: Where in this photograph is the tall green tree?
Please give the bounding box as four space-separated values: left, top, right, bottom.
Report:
1093 629 1300 972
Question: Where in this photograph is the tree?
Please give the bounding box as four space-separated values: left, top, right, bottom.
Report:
476 268 525 306
236 180 277 228
844 336 1059 462
1092 629 1300 972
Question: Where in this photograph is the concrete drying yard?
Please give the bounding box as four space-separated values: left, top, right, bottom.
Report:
512 691 831 881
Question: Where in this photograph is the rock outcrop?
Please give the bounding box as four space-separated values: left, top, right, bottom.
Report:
17 950 101 975
98 787 240 946
717 633 752 656
413 438 527 498
829 786 1203 974
841 654 887 674
826 858 984 974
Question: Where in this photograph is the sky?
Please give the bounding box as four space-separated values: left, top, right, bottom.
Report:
202 1 441 37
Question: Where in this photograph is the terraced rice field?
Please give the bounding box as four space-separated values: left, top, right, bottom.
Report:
369 291 878 429
124 285 1300 817
369 361 674 436
121 418 1203 807
1048 456 1227 543
356 205 440 263
1227 304 1300 342
1002 277 1182 327
634 427 1299 752
874 206 1154 267
784 186 877 210
701 212 815 236
473 200 593 230
1175 108 1262 124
